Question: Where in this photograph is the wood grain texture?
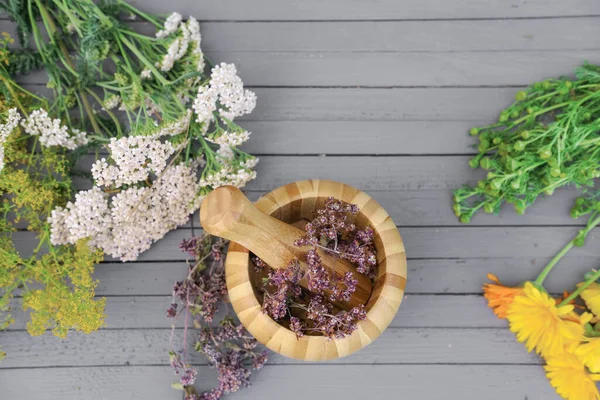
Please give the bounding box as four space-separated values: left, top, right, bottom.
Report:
226 180 406 360
0 327 539 368
119 0 599 20
0 365 559 400
6 295 506 330
14 226 600 260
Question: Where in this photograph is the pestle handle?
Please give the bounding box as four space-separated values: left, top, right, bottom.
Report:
199 186 372 310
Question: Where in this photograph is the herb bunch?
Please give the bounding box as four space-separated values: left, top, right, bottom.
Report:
454 63 600 222
168 234 268 400
0 36 105 353
256 197 376 339
2 3 259 261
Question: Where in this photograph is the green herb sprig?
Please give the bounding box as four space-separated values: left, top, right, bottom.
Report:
454 64 600 223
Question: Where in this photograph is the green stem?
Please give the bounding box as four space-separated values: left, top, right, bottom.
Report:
119 36 169 85
559 269 600 307
534 214 600 286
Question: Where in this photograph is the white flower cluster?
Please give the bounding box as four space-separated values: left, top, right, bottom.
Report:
51 163 202 261
199 157 258 189
158 14 203 72
21 109 88 150
153 110 192 137
192 63 256 125
0 108 22 172
91 136 175 187
206 130 251 161
156 12 182 39
210 63 257 121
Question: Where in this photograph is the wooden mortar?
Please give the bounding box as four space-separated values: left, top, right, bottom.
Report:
200 179 407 361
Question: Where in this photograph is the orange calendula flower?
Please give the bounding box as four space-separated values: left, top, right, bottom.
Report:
580 282 600 316
576 337 600 373
545 352 600 400
507 282 585 358
482 273 524 319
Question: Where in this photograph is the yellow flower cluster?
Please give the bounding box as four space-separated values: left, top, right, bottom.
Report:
0 102 105 351
484 277 600 400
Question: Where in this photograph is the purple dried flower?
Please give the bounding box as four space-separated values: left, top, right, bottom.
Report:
167 303 178 318
289 316 304 339
180 367 198 386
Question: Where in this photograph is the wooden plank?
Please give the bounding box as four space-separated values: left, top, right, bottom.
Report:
7 19 600 52
198 19 600 52
0 327 538 368
13 50 600 87
87 255 598 296
204 50 600 87
113 0 600 20
241 121 482 155
6 295 505 330
14 225 600 260
16 86 518 122
0 364 559 400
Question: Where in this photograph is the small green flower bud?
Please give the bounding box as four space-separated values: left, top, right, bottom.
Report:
498 112 509 122
575 197 586 207
480 157 492 170
487 172 496 179
469 158 480 169
526 107 534 114
492 137 502 145
469 127 480 136
490 178 503 190
515 91 527 101
478 139 490 153
564 81 573 89
542 81 552 89
510 110 519 119
510 180 520 190
550 167 561 177
520 130 531 139
544 188 555 196
459 214 471 224
538 148 552 159
570 207 581 219
514 141 526 151
583 112 592 120
453 204 461 217
484 203 494 214
477 180 486 190
547 158 557 167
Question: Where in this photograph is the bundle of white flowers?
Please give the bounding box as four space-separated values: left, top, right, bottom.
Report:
50 60 258 260
6 6 260 262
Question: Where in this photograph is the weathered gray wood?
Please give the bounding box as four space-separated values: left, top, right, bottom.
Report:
0 327 538 368
14 225 600 260
8 19 600 52
106 0 600 20
89 255 597 296
13 49 599 86
0 364 559 400
240 121 482 155
17 86 519 121
204 50 599 86
6 294 506 330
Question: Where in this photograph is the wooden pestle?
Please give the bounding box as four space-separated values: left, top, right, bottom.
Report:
199 186 373 310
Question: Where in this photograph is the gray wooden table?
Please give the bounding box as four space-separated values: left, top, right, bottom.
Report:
2 1 600 398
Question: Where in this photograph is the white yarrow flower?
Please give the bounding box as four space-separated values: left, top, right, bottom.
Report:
156 12 182 38
0 108 22 173
141 69 152 79
21 108 88 150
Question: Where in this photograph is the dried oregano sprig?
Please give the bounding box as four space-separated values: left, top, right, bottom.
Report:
168 234 268 400
454 63 600 223
257 198 376 339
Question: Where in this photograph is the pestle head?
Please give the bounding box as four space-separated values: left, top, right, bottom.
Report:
200 186 247 237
